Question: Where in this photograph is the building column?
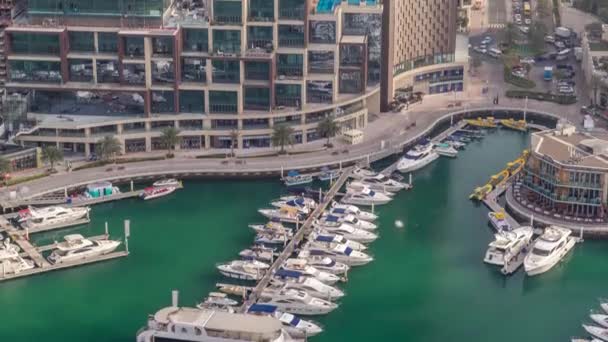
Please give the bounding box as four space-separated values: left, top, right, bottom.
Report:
84 143 90 156
145 137 151 152
204 135 210 150
59 30 70 83
380 0 395 112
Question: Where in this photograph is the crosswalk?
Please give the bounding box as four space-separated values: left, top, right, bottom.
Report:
487 23 506 29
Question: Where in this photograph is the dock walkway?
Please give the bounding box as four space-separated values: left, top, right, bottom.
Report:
482 182 519 229
240 167 353 311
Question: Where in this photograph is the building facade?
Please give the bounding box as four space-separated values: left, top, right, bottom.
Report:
515 124 608 221
381 0 463 112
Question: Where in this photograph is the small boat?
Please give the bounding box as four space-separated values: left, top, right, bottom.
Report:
152 178 181 187
358 174 409 192
271 270 345 300
329 202 378 221
247 303 323 338
248 221 293 235
350 167 378 180
314 223 378 243
281 258 341 285
524 226 576 276
434 142 458 158
488 211 511 232
239 246 277 263
254 231 292 247
0 238 20 261
500 118 528 132
318 167 341 182
0 256 34 274
216 283 253 297
396 141 440 173
484 226 533 266
19 205 90 230
308 231 367 251
140 186 176 200
301 245 374 266
469 184 493 201
283 170 313 187
347 181 395 197
196 292 238 312
465 116 497 128
258 206 305 224
591 313 608 329
447 140 466 149
571 338 603 342
258 288 338 316
216 260 269 281
341 187 393 206
47 238 121 264
270 197 314 215
583 324 608 341
296 251 350 275
317 214 377 231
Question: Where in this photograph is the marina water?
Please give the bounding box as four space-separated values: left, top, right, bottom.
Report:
1 129 607 341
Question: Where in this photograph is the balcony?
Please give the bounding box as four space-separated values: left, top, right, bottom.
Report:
213 0 242 25
152 61 175 85
248 0 274 22
9 60 62 83
152 37 174 58
123 64 146 85
69 59 94 83
212 60 240 84
279 0 304 20
276 66 303 78
182 58 206 83
278 25 305 48
243 118 270 129
209 90 238 113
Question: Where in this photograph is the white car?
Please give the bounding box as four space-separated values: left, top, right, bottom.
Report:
482 36 492 44
544 35 555 43
520 57 535 65
515 14 522 21
524 18 531 25
515 18 523 25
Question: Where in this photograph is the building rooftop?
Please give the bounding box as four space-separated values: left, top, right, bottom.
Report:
533 124 608 169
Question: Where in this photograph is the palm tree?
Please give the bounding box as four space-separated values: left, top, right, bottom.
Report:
96 135 122 162
229 129 240 158
160 127 181 158
271 124 294 154
317 116 340 147
42 146 63 171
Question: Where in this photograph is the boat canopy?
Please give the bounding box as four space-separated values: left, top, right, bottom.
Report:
308 249 327 256
331 208 346 214
325 215 340 222
275 269 302 278
316 235 335 242
248 303 278 314
287 170 300 177
286 198 305 207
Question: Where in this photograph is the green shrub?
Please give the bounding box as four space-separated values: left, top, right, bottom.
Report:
73 160 109 171
506 90 577 105
504 66 536 89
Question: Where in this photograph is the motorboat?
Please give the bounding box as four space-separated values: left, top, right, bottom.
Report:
317 214 377 231
591 313 608 329
350 166 378 180
254 232 291 247
447 140 466 149
0 238 20 261
19 205 90 230
318 167 341 182
239 246 277 263
258 288 338 315
434 142 458 158
270 197 314 215
137 306 289 342
216 260 269 281
488 211 512 232
271 270 344 300
396 142 439 173
247 303 323 338
341 187 393 206
47 238 121 264
283 170 313 187
152 178 181 187
314 224 378 243
329 202 378 221
140 186 177 200
358 174 409 192
571 338 603 342
583 324 608 342
301 245 373 266
216 283 253 297
196 292 238 312
281 258 340 285
248 221 293 235
53 234 94 252
296 250 350 275
0 256 35 275
524 226 576 276
484 226 533 266
347 181 395 197
308 231 367 251
601 301 608 314
258 207 305 224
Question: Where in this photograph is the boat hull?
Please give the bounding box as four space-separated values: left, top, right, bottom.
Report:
142 187 176 200
525 237 576 276
397 152 439 173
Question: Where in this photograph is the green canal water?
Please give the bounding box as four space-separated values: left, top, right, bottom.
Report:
2 129 608 342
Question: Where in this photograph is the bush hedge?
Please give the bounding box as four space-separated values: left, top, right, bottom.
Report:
504 66 536 89
506 90 577 105
6 172 50 186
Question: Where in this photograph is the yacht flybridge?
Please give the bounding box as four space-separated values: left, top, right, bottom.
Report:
483 227 533 266
524 226 576 276
47 236 121 264
19 205 90 230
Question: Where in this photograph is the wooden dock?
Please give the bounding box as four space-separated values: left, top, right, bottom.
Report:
240 167 353 311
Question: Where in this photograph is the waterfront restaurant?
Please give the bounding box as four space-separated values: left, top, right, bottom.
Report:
515 123 608 222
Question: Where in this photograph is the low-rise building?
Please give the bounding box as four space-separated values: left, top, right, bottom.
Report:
581 23 608 107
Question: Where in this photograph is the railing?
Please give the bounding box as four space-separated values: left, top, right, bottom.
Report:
209 103 238 113
214 15 242 24
278 38 304 48
279 8 304 20
245 70 269 81
276 66 303 77
212 72 240 83
247 39 273 50
275 97 300 108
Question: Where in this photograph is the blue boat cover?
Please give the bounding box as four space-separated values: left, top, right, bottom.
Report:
289 316 301 326
309 249 327 256
248 304 278 314
344 247 354 256
316 235 334 242
271 217 281 223
325 215 340 222
287 170 300 177
275 269 301 278
332 208 346 214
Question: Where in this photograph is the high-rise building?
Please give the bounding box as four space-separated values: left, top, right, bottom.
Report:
381 0 464 112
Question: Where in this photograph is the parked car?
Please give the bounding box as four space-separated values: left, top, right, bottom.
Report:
520 57 535 65
524 18 531 25
544 35 555 43
554 41 565 49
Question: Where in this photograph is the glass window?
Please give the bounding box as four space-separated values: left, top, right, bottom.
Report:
243 87 270 111
29 90 145 116
249 0 274 21
279 0 304 20
213 0 242 24
212 29 241 54
124 36 144 58
9 60 62 83
98 32 118 53
307 81 333 103
152 60 175 84
243 118 269 129
244 61 269 81
69 31 94 52
181 58 206 83
69 59 93 82
96 60 119 83
308 51 334 74
183 29 208 52
209 90 238 113
247 26 273 51
278 25 304 48
10 32 60 55
123 63 146 85
212 60 240 83
339 70 364 94
277 54 303 78
179 90 205 113
275 84 301 108
340 44 365 67
152 36 174 57
211 119 238 129
151 91 175 114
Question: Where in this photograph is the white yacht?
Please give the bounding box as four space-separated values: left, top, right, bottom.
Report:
396 142 439 173
140 186 177 200
249 221 292 235
258 288 338 316
329 202 378 221
591 313 608 329
20 205 90 230
271 270 344 300
254 232 292 247
524 226 576 276
270 197 313 215
281 258 340 285
53 234 93 251
296 250 350 275
484 226 533 266
152 179 180 187
350 167 378 180
358 174 409 192
488 211 512 232
434 142 458 158
302 245 373 266
0 238 20 261
196 292 238 312
258 207 305 224
317 214 377 231
217 260 269 281
341 187 392 206
239 246 276 263
0 238 34 274
583 324 608 342
137 306 289 342
247 303 323 338
601 301 608 314
308 231 367 251
347 181 395 197
47 238 121 264
314 224 378 243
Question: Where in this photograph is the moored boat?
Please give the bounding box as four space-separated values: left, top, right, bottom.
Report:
465 116 497 128
301 244 373 266
318 167 341 182
488 211 511 232
271 270 345 300
307 231 367 251
317 214 377 231
247 303 323 338
258 288 338 316
47 238 121 264
583 324 608 342
296 250 350 275
152 178 181 187
140 186 176 200
524 226 576 276
258 206 305 224
469 184 493 201
19 205 90 230
483 226 533 266
282 170 313 187
313 223 378 243
350 166 378 180
396 141 439 173
281 258 341 285
341 187 392 206
500 118 528 132
358 174 409 192
329 202 378 221
216 260 269 281
434 142 458 158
